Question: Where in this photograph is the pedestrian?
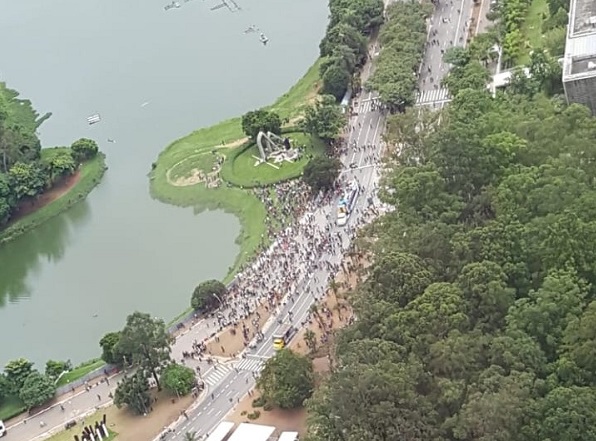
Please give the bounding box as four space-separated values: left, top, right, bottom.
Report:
97 394 101 401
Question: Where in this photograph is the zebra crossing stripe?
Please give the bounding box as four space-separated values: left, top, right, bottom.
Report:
236 359 264 372
203 365 233 386
415 88 450 104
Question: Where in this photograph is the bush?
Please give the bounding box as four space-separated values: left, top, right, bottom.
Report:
263 402 274 411
252 396 266 407
247 410 261 420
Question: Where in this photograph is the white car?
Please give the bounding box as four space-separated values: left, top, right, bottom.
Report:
0 420 6 437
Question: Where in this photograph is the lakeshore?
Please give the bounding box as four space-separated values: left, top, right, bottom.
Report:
149 60 323 281
0 152 107 245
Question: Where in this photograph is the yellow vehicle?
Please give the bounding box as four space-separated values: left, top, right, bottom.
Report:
272 324 297 350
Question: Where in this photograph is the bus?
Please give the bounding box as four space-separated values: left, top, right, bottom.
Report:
272 324 297 350
336 180 359 226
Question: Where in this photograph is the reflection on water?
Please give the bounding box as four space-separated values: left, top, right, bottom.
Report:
0 200 91 306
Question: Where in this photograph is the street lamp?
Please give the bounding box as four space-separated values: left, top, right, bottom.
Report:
212 292 224 308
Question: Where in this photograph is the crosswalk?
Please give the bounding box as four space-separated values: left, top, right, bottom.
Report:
415 88 451 106
203 364 234 386
235 357 265 373
357 99 381 114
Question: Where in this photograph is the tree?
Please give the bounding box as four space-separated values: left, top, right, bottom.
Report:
45 360 72 379
4 358 34 395
114 371 151 415
257 349 314 409
8 161 46 200
161 363 196 396
0 374 8 402
100 331 127 365
70 138 98 162
523 386 596 441
304 329 318 353
301 95 345 142
303 157 341 192
115 312 173 389
322 63 351 100
191 279 227 311
19 371 56 409
241 109 282 140
44 150 76 183
506 270 586 360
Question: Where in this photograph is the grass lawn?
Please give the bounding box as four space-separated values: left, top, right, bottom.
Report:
56 359 105 387
517 0 548 65
221 133 326 187
0 151 107 245
0 395 26 421
168 152 221 182
150 60 322 280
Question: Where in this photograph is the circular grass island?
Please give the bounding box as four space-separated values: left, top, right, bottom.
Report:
220 132 326 187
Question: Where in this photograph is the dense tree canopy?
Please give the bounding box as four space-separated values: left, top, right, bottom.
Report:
303 156 341 192
191 279 227 312
367 1 431 110
300 95 345 141
306 43 596 440
161 363 197 396
115 312 173 389
19 371 56 409
241 110 282 140
0 83 101 229
4 358 34 395
114 370 151 415
318 0 384 102
99 331 131 366
257 349 314 409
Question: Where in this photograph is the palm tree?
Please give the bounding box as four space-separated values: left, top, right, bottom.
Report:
304 329 318 353
184 431 199 441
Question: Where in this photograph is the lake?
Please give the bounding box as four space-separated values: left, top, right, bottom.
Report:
0 0 327 367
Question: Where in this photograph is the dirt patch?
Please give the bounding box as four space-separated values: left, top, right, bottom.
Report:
167 154 225 188
226 390 307 436
9 171 81 223
206 302 275 357
49 389 194 441
220 138 249 149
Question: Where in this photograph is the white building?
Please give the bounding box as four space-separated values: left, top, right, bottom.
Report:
227 423 276 441
562 0 596 113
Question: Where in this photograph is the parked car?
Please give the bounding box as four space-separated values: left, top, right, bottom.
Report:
0 420 7 437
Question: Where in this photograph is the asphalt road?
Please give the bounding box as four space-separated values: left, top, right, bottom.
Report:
416 0 475 107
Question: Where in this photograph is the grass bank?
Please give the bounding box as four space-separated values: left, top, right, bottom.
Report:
0 395 26 421
0 152 107 245
56 359 105 387
150 60 322 280
220 132 326 187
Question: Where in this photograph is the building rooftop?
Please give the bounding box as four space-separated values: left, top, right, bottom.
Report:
278 432 299 441
227 423 276 441
563 0 596 79
570 0 596 37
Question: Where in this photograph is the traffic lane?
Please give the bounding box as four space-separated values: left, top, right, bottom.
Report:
171 371 252 440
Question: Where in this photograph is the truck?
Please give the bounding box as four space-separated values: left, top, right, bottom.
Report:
272 324 297 350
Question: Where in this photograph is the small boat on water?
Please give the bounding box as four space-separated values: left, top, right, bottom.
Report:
87 114 101 125
259 33 269 45
164 1 181 11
